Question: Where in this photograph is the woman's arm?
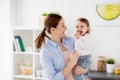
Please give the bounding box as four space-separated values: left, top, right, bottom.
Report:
40 49 65 80
73 65 87 75
40 49 79 80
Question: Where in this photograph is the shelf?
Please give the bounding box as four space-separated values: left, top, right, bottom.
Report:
12 25 45 80
11 1 47 80
34 53 40 55
13 74 33 79
13 75 47 79
13 52 34 55
12 26 43 30
35 77 47 79
13 52 41 55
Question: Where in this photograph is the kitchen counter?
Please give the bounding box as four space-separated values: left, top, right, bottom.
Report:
88 70 120 80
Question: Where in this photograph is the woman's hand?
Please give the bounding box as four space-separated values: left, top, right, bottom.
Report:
73 65 87 75
69 50 79 68
62 50 79 77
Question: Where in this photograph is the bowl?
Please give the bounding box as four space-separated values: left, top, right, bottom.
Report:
20 64 32 75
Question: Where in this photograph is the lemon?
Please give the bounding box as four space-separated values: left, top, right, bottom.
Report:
96 4 120 20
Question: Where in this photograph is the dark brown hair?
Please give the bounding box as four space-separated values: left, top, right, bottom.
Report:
35 13 62 49
77 18 90 33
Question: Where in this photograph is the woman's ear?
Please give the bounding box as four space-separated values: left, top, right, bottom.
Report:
50 27 55 33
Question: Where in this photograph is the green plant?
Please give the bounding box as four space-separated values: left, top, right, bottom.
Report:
42 11 59 16
42 13 48 16
106 58 115 64
50 11 59 14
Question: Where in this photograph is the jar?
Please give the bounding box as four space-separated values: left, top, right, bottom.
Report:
97 56 106 71
114 65 120 74
115 68 120 74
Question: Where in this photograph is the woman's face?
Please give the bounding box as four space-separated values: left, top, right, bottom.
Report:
53 18 67 38
75 21 89 36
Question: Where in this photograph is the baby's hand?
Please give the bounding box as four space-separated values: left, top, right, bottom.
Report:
63 34 67 38
74 33 79 39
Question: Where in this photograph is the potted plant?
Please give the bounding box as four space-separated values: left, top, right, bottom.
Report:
106 58 115 73
42 12 48 16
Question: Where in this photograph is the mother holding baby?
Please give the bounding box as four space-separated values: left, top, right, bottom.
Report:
35 13 87 80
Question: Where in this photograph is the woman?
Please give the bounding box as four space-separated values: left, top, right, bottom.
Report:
35 13 86 80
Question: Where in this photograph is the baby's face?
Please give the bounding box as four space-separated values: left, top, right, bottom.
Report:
75 21 89 36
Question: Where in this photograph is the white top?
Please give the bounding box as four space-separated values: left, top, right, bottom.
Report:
75 34 92 56
63 51 75 80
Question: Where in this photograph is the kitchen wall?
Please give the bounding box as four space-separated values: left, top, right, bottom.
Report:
0 0 12 80
15 0 120 70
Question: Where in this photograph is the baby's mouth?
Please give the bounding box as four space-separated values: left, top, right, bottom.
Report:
80 31 83 35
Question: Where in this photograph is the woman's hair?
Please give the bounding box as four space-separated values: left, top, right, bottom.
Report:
35 13 62 49
77 18 90 33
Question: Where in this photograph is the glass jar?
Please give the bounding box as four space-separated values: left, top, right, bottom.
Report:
97 56 106 71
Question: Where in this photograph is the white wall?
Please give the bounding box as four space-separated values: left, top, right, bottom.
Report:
0 0 119 79
0 0 12 80
15 0 120 70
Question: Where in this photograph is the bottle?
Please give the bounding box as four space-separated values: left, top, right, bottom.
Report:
97 56 106 71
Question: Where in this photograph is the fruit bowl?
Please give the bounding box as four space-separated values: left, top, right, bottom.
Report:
20 63 32 75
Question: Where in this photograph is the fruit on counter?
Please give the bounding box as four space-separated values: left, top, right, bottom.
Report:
96 4 120 20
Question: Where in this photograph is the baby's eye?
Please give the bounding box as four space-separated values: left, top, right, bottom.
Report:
76 26 79 28
81 26 84 28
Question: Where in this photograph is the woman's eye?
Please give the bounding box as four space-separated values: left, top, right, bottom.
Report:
62 25 65 27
